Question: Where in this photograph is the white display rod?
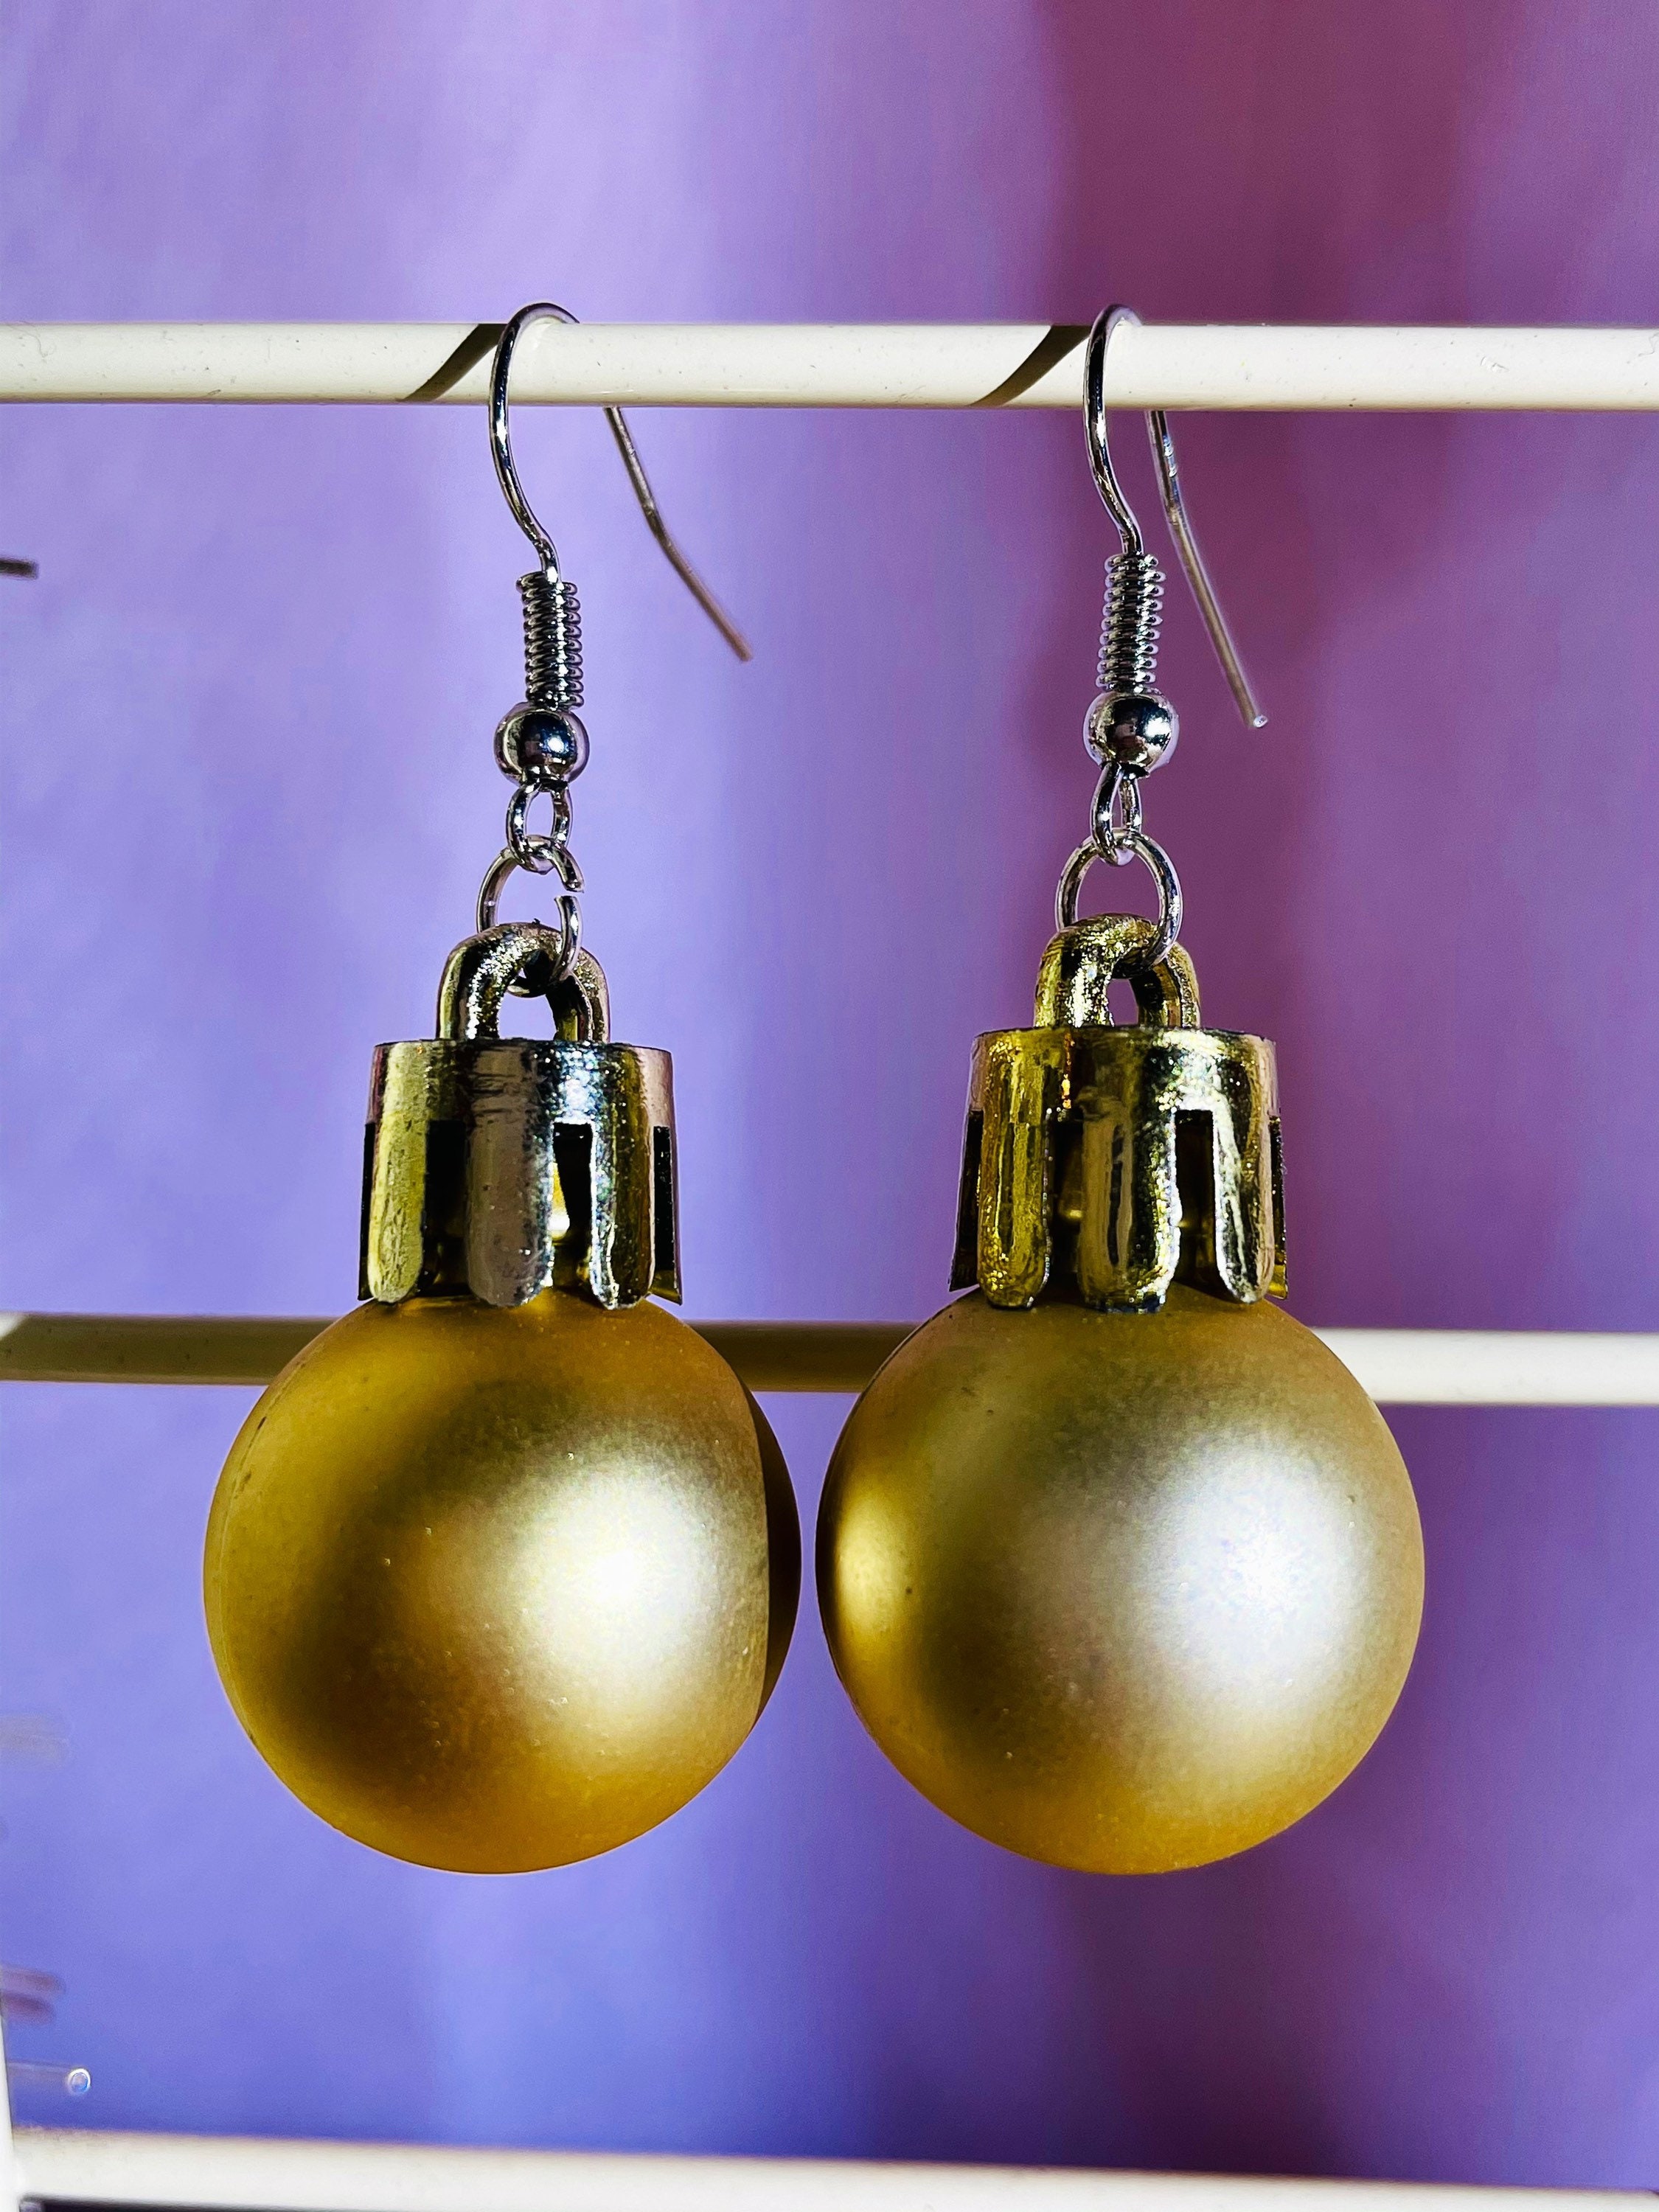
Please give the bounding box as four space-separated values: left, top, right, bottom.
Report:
1 1313 1658 1404
12 2128 1647 2212
4 323 1659 409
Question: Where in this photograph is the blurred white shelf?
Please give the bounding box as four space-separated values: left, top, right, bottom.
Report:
4 322 1659 410
11 2129 1644 2212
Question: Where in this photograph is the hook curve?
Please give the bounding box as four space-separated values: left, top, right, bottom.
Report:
490 303 751 661
1085 305 1147 560
1085 308 1265 729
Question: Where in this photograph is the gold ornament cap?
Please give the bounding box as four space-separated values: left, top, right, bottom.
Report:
360 922 679 1311
950 913 1285 1312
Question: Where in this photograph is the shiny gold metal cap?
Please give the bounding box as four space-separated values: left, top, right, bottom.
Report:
950 913 1284 1312
360 922 679 1311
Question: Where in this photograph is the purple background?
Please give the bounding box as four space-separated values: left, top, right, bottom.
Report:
4 0 1659 2187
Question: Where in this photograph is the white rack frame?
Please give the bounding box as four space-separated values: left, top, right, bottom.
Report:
9 2127 1649 2212
6 321 1659 409
2 1313 1658 1405
2 321 1654 2211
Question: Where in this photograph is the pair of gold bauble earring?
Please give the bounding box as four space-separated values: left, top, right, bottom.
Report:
204 307 1423 1879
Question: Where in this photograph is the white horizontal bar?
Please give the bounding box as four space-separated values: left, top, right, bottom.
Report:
4 324 1659 410
1315 1329 1659 1406
12 2129 1639 2212
0 1315 1656 1404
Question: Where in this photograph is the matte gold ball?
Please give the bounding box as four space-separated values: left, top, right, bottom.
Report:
206 1293 798 1872
818 1287 1422 1873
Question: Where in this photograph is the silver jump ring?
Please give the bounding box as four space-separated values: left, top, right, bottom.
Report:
1090 764 1143 859
509 835 580 882
476 848 582 992
1056 827 1183 967
507 785 576 871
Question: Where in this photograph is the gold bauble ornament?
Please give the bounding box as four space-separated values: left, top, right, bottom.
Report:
819 1286 1419 1874
207 1293 794 1873
817 915 1422 1874
205 924 799 1873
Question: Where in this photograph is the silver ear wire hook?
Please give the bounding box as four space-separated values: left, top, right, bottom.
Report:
490 302 751 661
1084 306 1147 559
477 304 751 987
1086 307 1265 729
1058 310 1264 961
1146 410 1265 730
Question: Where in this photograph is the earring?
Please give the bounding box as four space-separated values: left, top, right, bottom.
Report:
817 308 1422 1876
204 305 798 1874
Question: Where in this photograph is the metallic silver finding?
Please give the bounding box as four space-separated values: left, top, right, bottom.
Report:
477 304 751 990
1085 686 1176 776
495 703 590 788
517 571 584 710
1087 307 1265 731
489 302 751 658
1089 759 1144 852
1057 827 1183 969
475 844 581 975
1147 406 1267 731
1057 308 1261 964
505 785 578 871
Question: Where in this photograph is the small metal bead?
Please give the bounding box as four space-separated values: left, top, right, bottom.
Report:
1084 691 1178 776
495 703 590 787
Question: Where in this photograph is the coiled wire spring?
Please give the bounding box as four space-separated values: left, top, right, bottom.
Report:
519 571 583 709
1097 551 1165 698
